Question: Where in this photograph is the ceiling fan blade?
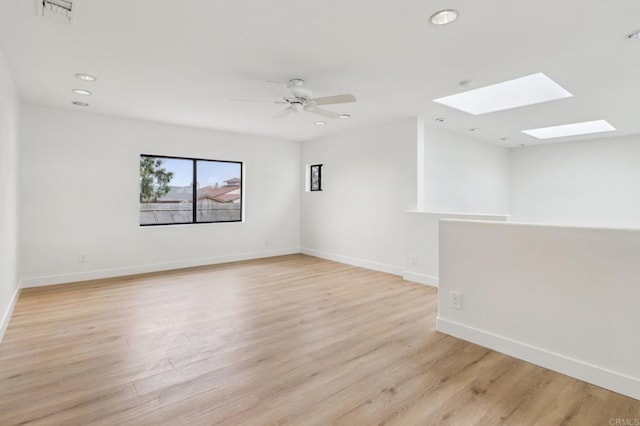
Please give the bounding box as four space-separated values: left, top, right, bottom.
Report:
309 94 357 106
232 98 289 105
307 107 341 119
274 107 292 119
268 81 297 100
230 99 274 103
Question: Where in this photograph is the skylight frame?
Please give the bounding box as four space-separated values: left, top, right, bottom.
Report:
432 72 573 115
522 120 616 140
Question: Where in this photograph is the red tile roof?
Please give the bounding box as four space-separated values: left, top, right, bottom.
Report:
198 185 241 203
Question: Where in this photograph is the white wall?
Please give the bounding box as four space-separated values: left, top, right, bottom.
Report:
402 211 508 287
300 118 419 275
510 136 640 228
19 106 301 286
438 220 640 400
423 126 509 215
0 49 20 339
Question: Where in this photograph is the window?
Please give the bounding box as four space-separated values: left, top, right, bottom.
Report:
310 164 323 191
139 155 242 226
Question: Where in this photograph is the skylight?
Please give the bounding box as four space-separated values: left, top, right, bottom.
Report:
522 120 616 139
433 73 573 115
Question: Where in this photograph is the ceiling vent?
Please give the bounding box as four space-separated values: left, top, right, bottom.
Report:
36 0 76 25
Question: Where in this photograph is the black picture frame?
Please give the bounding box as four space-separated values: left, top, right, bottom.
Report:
310 164 323 191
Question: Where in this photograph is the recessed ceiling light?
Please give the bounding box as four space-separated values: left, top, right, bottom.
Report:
315 121 326 125
72 89 92 95
72 101 89 107
430 9 458 25
469 128 478 132
500 137 509 141
627 30 640 40
340 114 351 119
522 120 615 139
433 72 573 115
435 117 445 123
74 73 97 82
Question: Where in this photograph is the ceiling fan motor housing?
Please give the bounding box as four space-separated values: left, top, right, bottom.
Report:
290 87 312 100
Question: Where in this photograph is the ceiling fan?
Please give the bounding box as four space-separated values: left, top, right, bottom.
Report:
232 79 357 119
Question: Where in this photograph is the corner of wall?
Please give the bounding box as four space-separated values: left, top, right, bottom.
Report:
0 285 21 343
300 117 421 274
0 46 21 343
416 117 425 211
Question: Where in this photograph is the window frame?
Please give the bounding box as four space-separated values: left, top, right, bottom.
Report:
310 164 323 192
139 154 243 227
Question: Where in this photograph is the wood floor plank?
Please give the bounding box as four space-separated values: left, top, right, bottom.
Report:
0 254 638 424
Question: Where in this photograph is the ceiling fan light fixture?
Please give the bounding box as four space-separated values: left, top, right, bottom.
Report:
291 102 304 113
430 9 458 25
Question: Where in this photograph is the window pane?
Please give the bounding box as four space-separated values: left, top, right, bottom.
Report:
140 156 194 225
196 160 242 222
310 164 322 191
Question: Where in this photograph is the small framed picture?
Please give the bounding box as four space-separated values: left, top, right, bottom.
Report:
310 164 323 191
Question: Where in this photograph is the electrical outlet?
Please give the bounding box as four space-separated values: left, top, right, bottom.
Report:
450 291 462 309
79 253 87 263
410 255 417 265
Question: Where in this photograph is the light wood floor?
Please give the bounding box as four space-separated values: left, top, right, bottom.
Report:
1 255 638 425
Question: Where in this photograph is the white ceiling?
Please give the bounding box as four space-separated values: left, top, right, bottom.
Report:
1 0 639 146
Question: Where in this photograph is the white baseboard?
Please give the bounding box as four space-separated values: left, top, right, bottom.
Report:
402 271 438 287
437 317 640 401
20 247 301 288
301 248 402 276
0 285 21 343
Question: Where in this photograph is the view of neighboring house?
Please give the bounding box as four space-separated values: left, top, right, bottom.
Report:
198 178 241 204
149 178 241 204
139 177 242 225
